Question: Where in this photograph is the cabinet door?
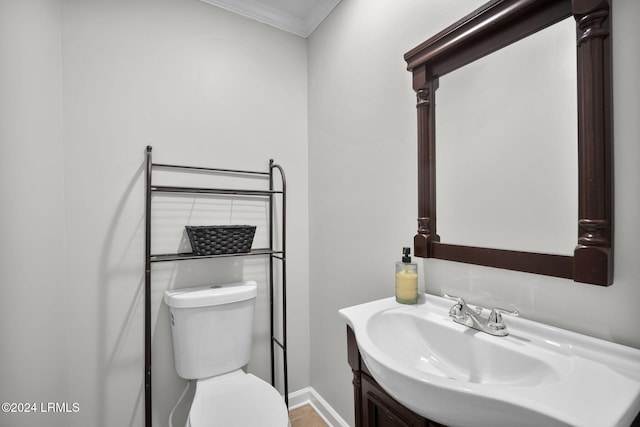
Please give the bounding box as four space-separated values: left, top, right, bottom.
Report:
361 374 430 427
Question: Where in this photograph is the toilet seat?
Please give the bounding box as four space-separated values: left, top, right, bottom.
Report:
187 370 289 427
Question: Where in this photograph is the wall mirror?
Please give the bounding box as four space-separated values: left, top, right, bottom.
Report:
404 0 612 285
436 17 577 255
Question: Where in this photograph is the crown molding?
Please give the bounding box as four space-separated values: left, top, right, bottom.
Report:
200 0 341 38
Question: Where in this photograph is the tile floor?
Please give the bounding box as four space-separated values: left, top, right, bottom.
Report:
289 404 329 427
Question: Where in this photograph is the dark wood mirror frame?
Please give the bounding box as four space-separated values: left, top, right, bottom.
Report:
404 0 612 286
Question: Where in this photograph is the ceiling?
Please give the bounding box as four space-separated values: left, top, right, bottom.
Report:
200 0 342 38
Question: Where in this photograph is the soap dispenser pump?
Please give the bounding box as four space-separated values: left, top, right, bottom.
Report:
395 247 418 304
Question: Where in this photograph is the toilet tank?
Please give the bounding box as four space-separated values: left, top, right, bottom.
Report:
163 281 257 380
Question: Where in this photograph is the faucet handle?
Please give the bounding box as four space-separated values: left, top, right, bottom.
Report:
443 293 484 314
443 293 465 305
488 307 519 327
443 293 466 320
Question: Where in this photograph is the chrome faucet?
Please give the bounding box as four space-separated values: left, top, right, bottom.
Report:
443 294 518 337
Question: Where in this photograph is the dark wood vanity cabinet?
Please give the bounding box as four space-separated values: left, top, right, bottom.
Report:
360 373 438 427
347 326 446 427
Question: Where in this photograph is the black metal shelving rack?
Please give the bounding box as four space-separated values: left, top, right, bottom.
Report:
144 146 288 427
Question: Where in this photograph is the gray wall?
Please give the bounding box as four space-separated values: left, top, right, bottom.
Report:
2 0 309 426
0 2 68 427
308 0 640 425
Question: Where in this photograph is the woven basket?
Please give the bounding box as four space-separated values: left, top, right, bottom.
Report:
185 225 256 256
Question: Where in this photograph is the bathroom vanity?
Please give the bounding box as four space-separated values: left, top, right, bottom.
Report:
342 295 640 427
347 326 444 427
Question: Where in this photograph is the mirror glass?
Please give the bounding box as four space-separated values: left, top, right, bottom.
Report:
435 17 577 255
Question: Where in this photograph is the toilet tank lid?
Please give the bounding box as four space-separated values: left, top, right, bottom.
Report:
163 281 257 308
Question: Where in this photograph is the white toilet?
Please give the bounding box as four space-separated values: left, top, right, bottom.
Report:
164 281 289 427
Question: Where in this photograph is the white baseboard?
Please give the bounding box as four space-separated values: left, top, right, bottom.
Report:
288 387 349 427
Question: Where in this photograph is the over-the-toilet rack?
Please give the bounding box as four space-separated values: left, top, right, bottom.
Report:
143 146 288 427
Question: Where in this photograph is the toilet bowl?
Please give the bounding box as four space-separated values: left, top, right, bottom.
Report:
163 282 289 427
187 370 289 427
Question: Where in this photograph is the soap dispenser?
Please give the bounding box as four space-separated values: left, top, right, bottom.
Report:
395 247 418 304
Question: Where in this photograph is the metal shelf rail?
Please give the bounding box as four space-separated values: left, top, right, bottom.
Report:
144 146 288 427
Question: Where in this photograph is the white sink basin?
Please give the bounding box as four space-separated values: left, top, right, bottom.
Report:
340 294 640 427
